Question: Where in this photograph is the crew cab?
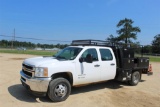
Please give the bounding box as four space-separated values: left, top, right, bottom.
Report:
20 40 150 102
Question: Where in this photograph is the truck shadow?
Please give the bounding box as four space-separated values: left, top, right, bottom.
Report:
8 80 144 103
72 79 146 94
8 84 52 103
71 80 125 95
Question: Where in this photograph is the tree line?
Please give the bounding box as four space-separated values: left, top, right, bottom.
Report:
0 40 68 49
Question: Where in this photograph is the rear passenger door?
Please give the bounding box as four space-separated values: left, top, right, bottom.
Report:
99 48 116 81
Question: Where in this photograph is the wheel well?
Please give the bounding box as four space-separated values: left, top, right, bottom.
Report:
51 72 73 85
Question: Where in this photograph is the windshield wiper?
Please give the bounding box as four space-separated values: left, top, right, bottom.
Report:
56 56 67 60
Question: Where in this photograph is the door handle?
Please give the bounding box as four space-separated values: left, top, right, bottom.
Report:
94 64 100 67
110 63 115 66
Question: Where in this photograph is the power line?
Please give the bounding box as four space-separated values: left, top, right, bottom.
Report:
11 29 15 49
0 35 71 43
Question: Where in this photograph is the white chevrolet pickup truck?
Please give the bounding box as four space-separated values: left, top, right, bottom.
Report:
20 40 150 102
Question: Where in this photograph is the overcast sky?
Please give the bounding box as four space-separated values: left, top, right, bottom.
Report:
0 0 160 45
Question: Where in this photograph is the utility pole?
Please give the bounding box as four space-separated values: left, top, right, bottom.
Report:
11 29 15 49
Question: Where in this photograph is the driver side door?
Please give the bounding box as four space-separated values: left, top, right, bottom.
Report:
75 48 101 84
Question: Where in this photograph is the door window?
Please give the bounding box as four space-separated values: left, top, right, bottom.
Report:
99 49 113 61
81 48 98 61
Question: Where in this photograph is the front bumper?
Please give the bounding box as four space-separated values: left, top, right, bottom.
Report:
20 70 51 93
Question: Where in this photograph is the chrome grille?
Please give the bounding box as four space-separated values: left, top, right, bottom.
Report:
22 64 34 77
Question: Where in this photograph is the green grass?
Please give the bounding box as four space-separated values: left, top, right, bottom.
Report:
135 54 160 62
0 49 57 56
144 55 160 62
149 57 160 62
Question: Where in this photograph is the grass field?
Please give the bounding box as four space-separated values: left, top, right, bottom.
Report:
143 55 160 62
135 54 160 62
0 49 160 62
0 49 56 56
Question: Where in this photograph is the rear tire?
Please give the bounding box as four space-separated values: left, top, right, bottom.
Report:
48 78 71 102
128 71 140 86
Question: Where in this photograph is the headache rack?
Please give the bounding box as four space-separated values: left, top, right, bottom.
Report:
71 39 132 48
72 40 115 47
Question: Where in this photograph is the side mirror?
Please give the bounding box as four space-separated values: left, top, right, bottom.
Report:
86 54 93 63
79 57 84 63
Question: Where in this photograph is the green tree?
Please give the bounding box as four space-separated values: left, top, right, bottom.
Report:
117 18 141 44
106 34 119 42
143 45 152 54
152 34 160 54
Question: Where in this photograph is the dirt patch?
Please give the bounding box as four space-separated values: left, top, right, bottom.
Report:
110 88 160 107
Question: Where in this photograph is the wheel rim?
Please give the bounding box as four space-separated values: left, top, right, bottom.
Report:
133 72 140 84
54 83 67 98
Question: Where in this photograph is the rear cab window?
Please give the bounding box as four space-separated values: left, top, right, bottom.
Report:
99 49 113 61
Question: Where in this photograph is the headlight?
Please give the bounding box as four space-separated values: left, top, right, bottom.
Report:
34 67 48 77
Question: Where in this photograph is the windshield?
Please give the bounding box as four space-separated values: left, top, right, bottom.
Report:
54 47 82 60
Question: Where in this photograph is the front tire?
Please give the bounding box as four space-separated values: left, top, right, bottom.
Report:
48 78 71 102
128 71 140 86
